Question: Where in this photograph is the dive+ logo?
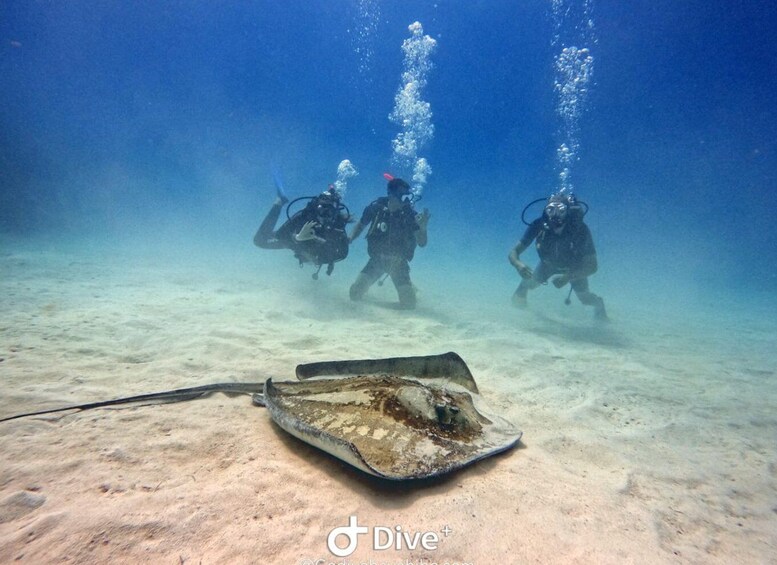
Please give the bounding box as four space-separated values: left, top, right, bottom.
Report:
327 516 446 557
327 516 368 557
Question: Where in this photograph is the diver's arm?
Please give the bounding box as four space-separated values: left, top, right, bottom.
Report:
348 221 365 243
509 241 533 279
415 208 430 247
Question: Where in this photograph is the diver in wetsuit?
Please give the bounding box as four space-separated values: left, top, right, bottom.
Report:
509 191 608 320
348 176 430 309
253 180 350 278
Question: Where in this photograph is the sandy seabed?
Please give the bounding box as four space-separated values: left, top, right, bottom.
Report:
1 236 776 564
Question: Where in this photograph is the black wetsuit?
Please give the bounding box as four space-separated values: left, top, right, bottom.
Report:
363 197 419 259
514 214 606 318
519 217 596 281
253 195 349 273
349 196 422 308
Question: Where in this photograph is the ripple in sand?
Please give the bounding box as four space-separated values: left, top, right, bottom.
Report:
0 490 46 523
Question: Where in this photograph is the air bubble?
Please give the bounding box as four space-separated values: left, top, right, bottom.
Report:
551 1 597 193
334 159 358 197
389 22 437 197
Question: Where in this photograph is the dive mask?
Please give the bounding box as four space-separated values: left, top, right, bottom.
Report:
544 200 568 227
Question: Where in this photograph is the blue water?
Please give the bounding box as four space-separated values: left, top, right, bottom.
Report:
1 1 775 302
2 4 777 561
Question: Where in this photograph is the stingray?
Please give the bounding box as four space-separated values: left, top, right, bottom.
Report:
0 352 522 480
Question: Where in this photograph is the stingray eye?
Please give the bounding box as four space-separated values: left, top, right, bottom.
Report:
435 403 460 426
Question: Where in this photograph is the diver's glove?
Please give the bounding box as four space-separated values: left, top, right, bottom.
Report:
416 208 431 229
514 261 533 280
294 220 325 243
552 274 570 288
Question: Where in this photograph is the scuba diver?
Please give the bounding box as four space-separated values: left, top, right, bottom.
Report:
253 171 350 279
348 174 430 310
508 191 608 321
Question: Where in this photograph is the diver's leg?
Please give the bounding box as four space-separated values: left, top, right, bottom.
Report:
349 273 374 301
512 262 549 307
349 258 383 301
396 285 416 309
571 278 608 320
512 280 532 307
389 259 416 310
253 201 285 249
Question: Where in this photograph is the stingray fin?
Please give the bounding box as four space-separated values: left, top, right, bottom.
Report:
295 352 479 393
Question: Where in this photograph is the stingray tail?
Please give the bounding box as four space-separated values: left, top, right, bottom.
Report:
0 382 266 423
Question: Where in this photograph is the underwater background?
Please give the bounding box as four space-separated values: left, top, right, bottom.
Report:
2 3 777 562
2 0 776 317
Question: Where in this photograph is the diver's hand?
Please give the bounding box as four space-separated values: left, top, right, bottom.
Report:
294 221 324 243
416 208 431 230
552 274 570 288
514 261 533 280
